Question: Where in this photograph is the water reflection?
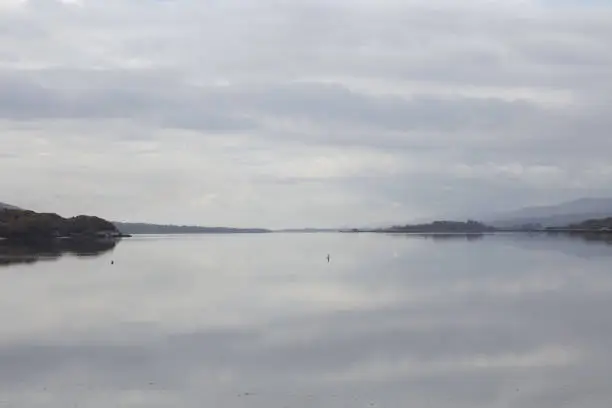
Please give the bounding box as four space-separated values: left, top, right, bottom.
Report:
0 233 611 407
386 232 486 241
386 231 612 245
552 231 612 245
0 238 118 266
497 232 612 259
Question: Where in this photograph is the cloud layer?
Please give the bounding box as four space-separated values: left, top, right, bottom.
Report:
1 0 611 226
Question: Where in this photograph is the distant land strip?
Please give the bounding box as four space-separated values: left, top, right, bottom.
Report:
113 222 270 234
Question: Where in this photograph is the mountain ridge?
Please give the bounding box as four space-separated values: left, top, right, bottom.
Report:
481 197 612 227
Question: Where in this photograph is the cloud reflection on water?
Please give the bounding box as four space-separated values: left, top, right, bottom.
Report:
0 233 611 407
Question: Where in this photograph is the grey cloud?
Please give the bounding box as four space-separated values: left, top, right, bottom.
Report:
4 1 612 89
0 68 553 135
1 0 612 224
0 67 561 160
0 70 257 131
241 83 542 133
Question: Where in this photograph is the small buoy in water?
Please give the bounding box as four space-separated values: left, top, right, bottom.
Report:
111 260 114 265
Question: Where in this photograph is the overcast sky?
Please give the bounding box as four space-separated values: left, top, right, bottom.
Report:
1 0 611 228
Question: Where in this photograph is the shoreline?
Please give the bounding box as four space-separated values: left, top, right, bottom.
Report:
340 229 612 235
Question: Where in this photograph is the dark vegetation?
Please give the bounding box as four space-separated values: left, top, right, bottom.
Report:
113 222 270 234
345 220 496 233
347 217 612 234
380 220 495 233
0 208 124 242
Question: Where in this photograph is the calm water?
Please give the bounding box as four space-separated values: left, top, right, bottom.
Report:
1 233 612 407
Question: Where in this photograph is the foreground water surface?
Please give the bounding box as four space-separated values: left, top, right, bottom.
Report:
1 233 612 407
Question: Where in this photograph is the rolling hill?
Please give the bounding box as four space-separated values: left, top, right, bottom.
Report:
483 197 612 228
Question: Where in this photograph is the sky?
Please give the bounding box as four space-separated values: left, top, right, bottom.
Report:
1 0 611 228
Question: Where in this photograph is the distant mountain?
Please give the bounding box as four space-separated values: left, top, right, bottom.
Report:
484 198 612 228
114 222 270 234
567 217 612 231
